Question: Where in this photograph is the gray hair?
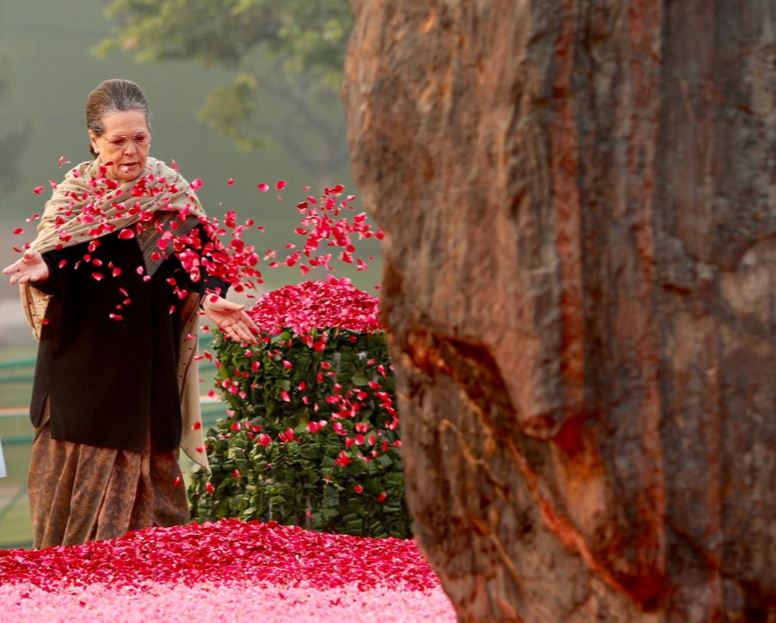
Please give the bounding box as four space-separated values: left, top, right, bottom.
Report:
86 79 150 157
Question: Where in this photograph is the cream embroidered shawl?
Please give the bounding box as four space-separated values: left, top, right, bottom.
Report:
21 157 211 469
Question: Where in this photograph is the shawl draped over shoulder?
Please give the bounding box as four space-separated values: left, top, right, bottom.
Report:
20 157 211 469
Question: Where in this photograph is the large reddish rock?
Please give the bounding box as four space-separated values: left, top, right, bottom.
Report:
343 1 776 621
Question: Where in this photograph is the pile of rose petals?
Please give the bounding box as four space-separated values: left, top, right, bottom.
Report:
249 276 381 336
0 519 455 622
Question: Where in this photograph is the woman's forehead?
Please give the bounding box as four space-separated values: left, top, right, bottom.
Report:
100 110 149 135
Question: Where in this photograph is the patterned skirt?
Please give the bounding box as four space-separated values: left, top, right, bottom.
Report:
28 401 189 549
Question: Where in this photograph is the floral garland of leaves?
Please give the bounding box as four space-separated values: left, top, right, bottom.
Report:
190 278 410 538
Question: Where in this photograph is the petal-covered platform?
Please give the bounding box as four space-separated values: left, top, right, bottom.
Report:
0 519 455 622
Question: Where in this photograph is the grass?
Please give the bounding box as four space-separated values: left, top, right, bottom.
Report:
0 348 36 411
0 488 31 549
0 346 35 546
0 439 33 548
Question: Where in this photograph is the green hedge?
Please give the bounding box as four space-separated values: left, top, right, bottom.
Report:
188 327 411 537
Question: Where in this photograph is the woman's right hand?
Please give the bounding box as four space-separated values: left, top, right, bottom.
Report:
2 250 50 285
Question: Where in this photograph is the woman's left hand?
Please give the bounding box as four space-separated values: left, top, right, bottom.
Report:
202 295 259 344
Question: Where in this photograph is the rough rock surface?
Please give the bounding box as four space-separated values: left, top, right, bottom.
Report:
343 1 776 621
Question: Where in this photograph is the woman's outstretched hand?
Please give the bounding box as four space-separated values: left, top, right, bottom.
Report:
202 295 259 344
2 250 50 286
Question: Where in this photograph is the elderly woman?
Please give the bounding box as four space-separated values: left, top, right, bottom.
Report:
2 79 257 548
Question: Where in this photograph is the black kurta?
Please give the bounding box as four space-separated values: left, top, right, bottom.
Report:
29 228 225 453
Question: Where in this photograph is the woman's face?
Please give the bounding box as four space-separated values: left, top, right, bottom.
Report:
89 110 151 183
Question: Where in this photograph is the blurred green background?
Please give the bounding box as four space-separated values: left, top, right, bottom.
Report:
0 0 378 548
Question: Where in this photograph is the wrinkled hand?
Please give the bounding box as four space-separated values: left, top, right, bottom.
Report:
202 295 259 344
2 250 50 286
